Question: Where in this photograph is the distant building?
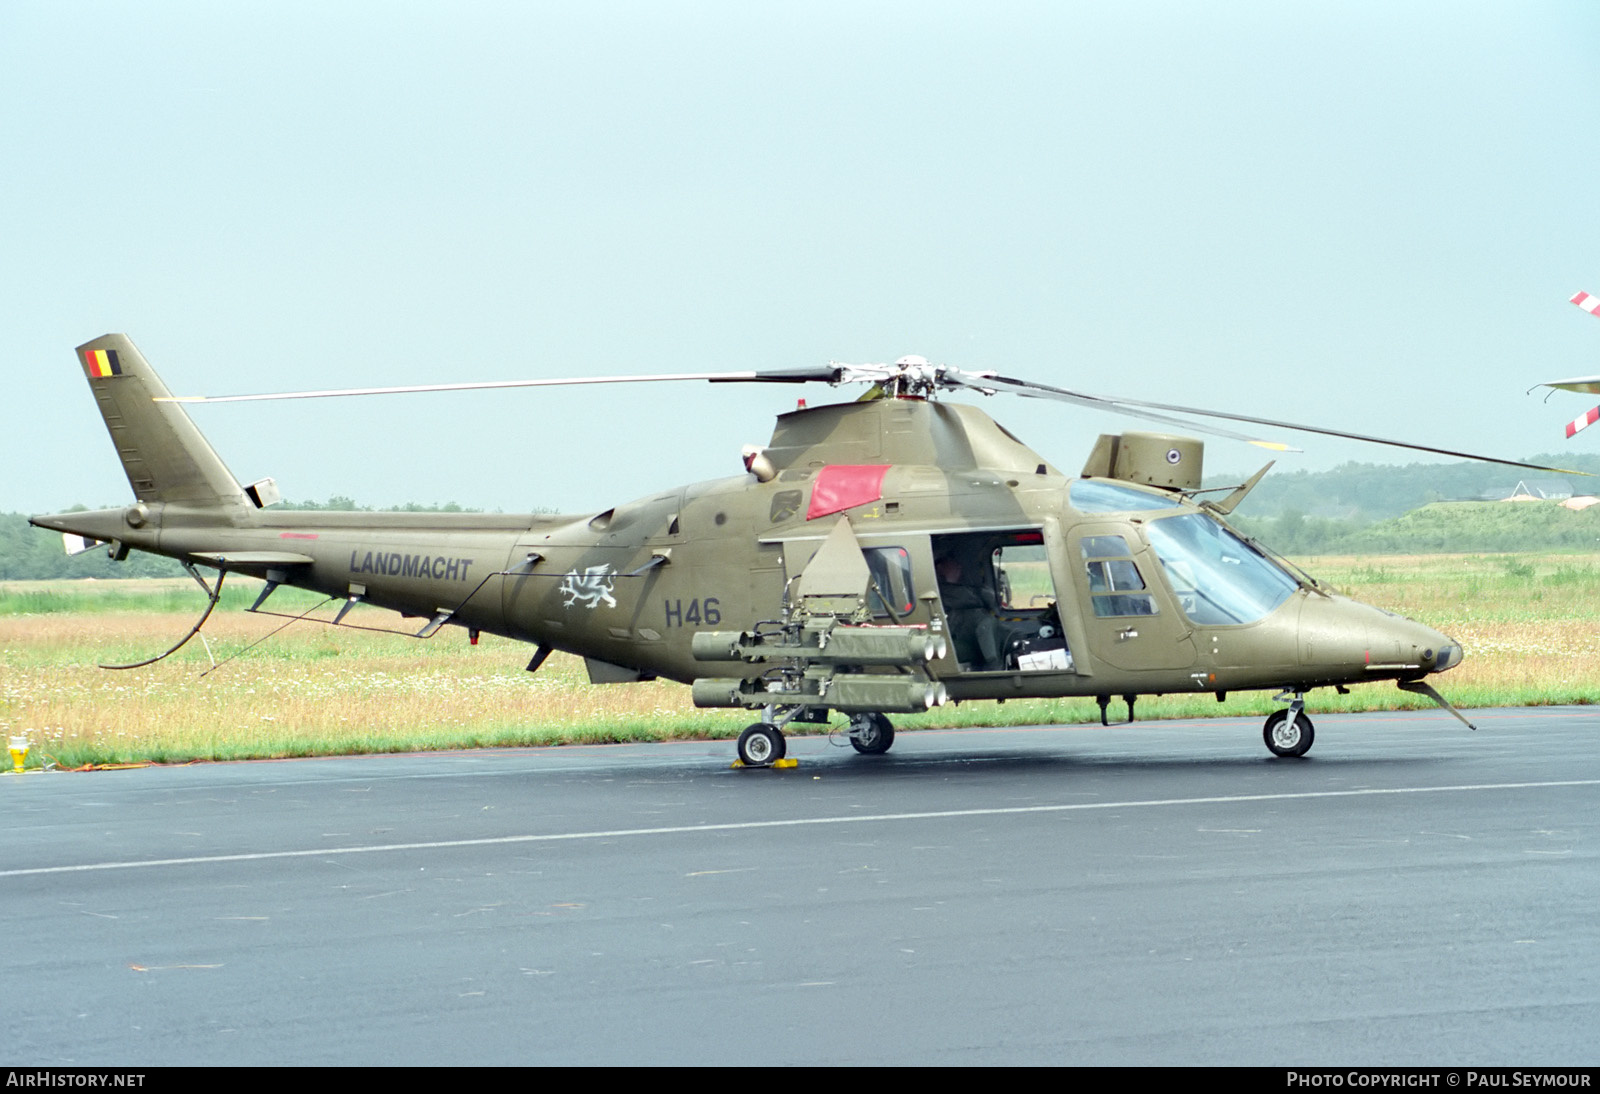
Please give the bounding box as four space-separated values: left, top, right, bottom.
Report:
1480 478 1575 502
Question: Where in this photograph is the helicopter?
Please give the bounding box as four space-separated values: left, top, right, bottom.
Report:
1531 290 1600 438
32 334 1578 768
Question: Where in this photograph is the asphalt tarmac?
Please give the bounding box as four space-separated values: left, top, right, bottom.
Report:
3 707 1597 1066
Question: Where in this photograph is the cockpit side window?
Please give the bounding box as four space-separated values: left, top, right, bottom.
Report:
863 546 914 618
1079 535 1158 617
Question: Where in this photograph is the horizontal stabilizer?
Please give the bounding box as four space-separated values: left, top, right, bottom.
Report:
62 533 102 556
1541 376 1600 395
189 551 315 568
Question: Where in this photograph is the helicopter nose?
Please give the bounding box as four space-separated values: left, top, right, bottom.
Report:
1374 615 1464 678
1371 610 1463 677
1297 595 1463 678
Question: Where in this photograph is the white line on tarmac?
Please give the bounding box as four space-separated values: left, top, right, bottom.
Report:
4 779 1597 878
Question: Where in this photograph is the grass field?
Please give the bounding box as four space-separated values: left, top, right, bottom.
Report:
3 552 1597 769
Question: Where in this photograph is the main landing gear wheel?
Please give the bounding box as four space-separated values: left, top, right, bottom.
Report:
848 712 895 755
736 723 786 767
1263 708 1315 758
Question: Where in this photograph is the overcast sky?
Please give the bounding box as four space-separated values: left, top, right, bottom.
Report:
5 2 1598 515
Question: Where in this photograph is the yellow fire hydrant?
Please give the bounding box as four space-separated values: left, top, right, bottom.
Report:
8 736 28 774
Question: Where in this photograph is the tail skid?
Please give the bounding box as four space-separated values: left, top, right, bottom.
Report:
100 563 226 670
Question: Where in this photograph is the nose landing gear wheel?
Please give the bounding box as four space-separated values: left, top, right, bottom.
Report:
1263 708 1314 758
736 723 786 767
848 712 895 755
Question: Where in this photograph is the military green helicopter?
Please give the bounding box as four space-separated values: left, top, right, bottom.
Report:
32 335 1574 767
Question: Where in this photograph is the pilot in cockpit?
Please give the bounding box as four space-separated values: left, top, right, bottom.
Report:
935 555 1005 671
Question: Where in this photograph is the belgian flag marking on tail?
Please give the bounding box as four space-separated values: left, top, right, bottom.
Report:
81 348 122 378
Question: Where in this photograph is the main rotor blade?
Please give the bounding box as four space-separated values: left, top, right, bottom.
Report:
971 372 1586 476
941 370 1302 452
157 366 843 404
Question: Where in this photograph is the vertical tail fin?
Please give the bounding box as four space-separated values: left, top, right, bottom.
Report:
75 334 245 505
